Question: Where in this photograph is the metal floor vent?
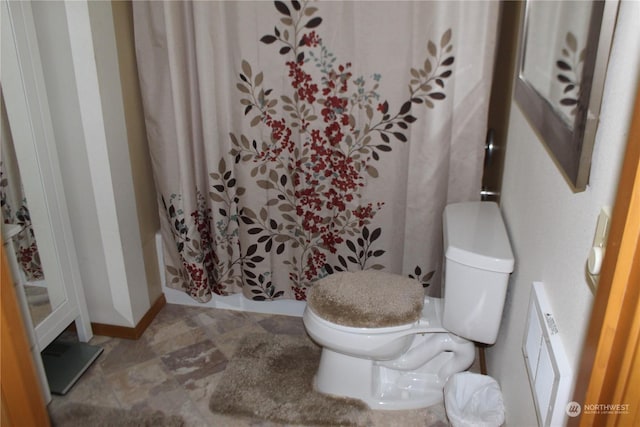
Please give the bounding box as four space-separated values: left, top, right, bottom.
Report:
41 339 103 395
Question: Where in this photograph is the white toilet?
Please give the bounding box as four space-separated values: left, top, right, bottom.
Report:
303 201 514 410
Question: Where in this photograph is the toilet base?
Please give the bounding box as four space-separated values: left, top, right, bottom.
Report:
373 367 447 409
313 333 476 410
314 349 374 403
314 348 457 410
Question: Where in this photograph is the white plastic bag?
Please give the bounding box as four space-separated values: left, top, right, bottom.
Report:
444 372 505 427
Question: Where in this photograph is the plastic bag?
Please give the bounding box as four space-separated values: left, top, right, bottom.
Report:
444 372 505 427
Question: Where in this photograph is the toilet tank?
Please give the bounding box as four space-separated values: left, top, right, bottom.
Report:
442 201 514 345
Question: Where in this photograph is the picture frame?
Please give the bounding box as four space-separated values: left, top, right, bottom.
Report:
514 0 618 192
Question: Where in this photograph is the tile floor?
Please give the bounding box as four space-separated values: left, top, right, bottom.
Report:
48 303 468 426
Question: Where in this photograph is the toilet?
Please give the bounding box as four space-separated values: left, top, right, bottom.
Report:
303 201 514 410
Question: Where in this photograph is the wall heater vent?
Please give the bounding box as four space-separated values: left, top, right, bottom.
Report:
523 282 573 427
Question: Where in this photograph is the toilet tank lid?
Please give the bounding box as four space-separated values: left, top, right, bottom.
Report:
444 201 514 273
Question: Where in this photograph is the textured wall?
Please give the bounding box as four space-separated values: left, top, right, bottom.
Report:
487 2 640 425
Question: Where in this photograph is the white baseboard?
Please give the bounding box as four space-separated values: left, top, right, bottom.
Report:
162 286 305 317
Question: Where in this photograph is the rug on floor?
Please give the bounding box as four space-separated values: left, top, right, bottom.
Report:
209 332 370 426
49 402 185 427
208 332 451 427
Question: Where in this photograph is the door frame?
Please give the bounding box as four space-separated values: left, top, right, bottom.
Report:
1 244 51 426
571 84 640 425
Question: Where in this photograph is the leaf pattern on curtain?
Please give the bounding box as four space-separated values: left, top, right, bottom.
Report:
162 1 453 302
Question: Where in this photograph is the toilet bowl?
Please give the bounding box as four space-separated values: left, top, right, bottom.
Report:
302 201 514 410
304 296 477 409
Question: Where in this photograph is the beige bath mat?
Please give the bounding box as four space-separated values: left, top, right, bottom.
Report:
208 331 449 426
50 402 184 427
209 332 367 425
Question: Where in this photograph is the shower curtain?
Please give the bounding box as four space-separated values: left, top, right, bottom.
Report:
133 1 498 302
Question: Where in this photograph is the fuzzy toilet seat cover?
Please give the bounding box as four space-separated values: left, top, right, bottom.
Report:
307 271 425 328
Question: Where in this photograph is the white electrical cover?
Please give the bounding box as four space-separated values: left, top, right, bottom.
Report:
522 282 573 427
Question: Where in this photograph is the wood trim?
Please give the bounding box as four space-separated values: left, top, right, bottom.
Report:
616 332 640 426
1 391 12 427
0 245 50 427
606 108 640 426
483 0 522 202
571 82 640 425
478 345 488 375
90 294 166 340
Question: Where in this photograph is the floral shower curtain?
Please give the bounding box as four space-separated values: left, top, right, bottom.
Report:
133 1 498 303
